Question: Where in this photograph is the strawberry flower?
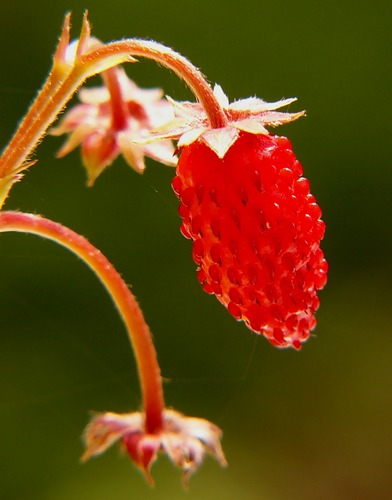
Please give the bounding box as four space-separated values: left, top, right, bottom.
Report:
51 66 176 185
82 408 226 484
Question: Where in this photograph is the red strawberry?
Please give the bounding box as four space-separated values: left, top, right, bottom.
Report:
152 85 327 349
172 131 327 349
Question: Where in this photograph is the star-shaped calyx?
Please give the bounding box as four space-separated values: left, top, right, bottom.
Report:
82 408 226 485
50 66 176 186
141 84 304 158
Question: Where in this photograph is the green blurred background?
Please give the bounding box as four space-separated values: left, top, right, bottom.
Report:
0 1 391 499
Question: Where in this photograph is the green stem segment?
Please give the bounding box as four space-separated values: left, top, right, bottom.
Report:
0 211 164 434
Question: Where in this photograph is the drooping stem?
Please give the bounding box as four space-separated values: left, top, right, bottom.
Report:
0 16 227 183
91 39 228 129
0 211 165 434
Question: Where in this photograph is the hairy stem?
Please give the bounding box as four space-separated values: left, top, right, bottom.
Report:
0 14 73 169
90 39 228 129
0 18 226 183
0 211 164 434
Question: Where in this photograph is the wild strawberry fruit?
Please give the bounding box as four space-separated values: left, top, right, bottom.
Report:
154 85 327 349
173 131 327 349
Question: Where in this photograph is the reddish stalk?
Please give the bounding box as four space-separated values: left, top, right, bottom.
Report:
0 14 72 170
0 13 77 179
103 68 129 131
0 24 226 183
0 211 164 434
92 39 228 129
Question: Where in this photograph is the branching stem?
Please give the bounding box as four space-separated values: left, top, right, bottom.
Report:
0 16 227 185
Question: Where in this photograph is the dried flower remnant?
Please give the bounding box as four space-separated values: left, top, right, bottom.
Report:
83 409 226 484
51 66 176 185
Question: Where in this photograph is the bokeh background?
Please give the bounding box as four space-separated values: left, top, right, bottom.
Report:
0 1 391 499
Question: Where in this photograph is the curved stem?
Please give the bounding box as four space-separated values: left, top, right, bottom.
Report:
0 211 164 434
87 39 228 129
0 31 227 181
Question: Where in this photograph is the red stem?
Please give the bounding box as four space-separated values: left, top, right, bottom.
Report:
0 32 227 182
103 68 129 131
84 39 228 129
0 211 164 434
